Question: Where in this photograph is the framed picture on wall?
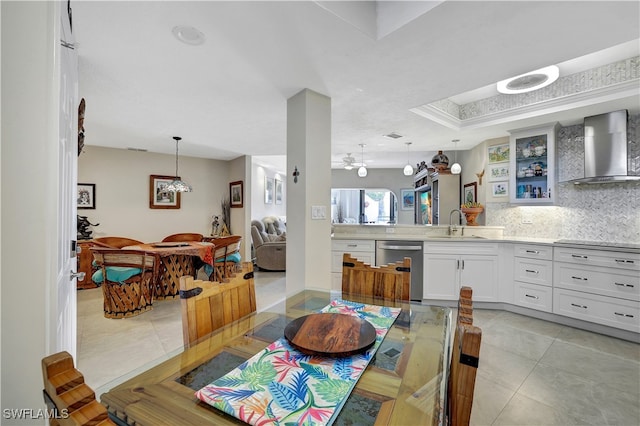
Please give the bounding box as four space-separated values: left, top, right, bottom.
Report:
400 188 415 210
230 180 243 208
488 163 509 181
275 179 283 205
149 175 180 209
265 177 274 204
488 143 509 163
491 181 508 197
77 183 96 209
463 182 477 204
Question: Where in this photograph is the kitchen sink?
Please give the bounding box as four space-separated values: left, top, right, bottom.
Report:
425 235 488 239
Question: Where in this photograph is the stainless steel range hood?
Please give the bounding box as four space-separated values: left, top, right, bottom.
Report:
570 109 640 184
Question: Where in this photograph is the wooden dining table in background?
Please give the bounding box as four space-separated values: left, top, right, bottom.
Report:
100 290 453 425
123 241 214 299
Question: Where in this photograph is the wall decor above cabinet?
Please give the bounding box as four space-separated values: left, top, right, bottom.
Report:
509 123 559 205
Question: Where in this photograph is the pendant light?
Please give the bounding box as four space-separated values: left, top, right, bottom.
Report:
403 142 414 176
450 139 461 175
165 136 193 192
357 143 367 177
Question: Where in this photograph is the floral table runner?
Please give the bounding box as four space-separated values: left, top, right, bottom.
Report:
195 299 401 425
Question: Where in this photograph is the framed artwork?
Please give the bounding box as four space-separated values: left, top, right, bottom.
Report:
264 177 274 204
488 143 510 163
77 183 96 209
149 175 180 209
463 182 477 204
492 181 508 197
488 163 509 181
230 180 243 208
275 179 283 205
400 188 415 210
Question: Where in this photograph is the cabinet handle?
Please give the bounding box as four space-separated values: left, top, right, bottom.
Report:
525 250 540 254
571 276 588 281
461 260 465 270
525 294 539 299
614 282 635 288
456 260 460 269
615 259 635 264
571 254 588 259
614 312 634 318
347 244 357 247
571 303 587 309
525 269 539 274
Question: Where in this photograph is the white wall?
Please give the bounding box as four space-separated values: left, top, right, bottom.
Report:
332 168 415 224
1 1 60 421
78 146 229 242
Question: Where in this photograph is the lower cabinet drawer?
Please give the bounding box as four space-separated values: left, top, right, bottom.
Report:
514 281 552 313
554 263 639 301
553 288 640 333
331 251 374 273
515 258 553 286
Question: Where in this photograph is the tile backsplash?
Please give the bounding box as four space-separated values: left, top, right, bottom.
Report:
487 114 640 244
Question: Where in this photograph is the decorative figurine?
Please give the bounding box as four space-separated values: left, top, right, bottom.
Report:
77 215 99 240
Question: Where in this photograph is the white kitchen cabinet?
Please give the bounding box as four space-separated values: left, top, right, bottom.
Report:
512 243 554 312
553 245 640 333
509 123 559 204
331 239 375 291
424 243 498 301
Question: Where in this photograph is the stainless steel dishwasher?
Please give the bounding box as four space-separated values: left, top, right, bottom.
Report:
375 240 424 301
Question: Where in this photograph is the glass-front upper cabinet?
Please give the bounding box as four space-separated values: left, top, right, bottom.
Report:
509 123 559 204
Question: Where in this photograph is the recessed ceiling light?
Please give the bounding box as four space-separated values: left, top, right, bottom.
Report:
172 25 205 46
496 65 559 94
384 132 403 139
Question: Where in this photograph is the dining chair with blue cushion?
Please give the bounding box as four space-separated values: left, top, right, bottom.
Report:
91 248 156 319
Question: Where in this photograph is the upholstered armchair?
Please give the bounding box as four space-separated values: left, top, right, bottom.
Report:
251 220 286 271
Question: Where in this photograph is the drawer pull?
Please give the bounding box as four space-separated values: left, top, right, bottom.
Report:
525 250 540 254
615 259 635 264
571 303 587 309
347 244 357 247
525 294 539 299
571 254 588 259
614 282 635 288
614 312 634 318
571 276 588 281
525 269 539 274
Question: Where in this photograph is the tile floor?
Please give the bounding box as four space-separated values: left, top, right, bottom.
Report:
77 274 640 425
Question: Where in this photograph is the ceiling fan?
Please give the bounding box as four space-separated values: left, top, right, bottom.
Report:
333 153 357 170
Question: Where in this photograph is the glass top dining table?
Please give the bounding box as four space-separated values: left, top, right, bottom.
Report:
100 290 452 425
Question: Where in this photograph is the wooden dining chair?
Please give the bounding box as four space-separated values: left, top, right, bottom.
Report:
91 248 156 318
448 286 482 426
208 235 243 282
42 351 116 425
341 253 410 305
93 236 144 249
180 261 256 348
161 232 204 242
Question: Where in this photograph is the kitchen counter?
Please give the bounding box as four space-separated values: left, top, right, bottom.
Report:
331 225 637 252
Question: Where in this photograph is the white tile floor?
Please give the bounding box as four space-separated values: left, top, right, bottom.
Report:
77 275 640 425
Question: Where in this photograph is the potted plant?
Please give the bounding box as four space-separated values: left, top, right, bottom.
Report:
460 202 483 226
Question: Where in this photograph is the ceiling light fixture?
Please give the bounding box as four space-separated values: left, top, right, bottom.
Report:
403 142 414 176
496 65 559 94
358 144 367 178
450 139 461 175
172 25 205 46
165 136 193 192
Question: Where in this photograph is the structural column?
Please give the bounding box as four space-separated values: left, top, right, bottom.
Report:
286 89 332 295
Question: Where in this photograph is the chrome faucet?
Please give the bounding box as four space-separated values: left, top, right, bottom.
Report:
449 209 465 236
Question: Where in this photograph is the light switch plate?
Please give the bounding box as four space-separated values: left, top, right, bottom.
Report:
311 205 326 220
